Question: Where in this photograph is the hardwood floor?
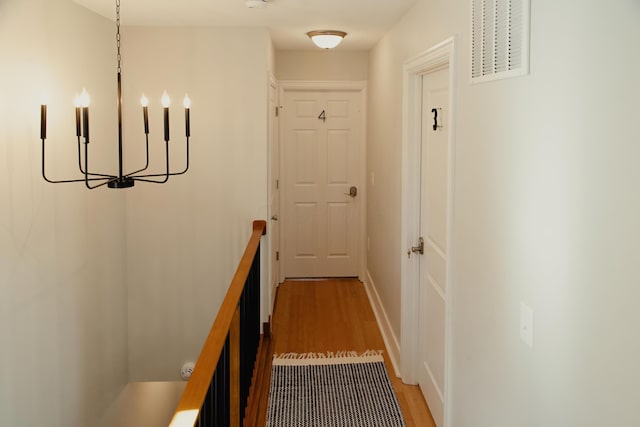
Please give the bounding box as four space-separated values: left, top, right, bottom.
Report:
255 278 435 427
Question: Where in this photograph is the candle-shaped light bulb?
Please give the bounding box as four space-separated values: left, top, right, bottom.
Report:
141 94 149 135
162 90 170 141
183 94 191 138
161 90 171 108
79 88 90 107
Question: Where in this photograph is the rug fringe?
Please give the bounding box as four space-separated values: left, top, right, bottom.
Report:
272 350 384 366
274 350 383 360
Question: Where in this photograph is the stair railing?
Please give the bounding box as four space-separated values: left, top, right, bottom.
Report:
169 220 266 427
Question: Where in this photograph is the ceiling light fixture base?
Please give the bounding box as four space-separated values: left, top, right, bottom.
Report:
107 177 136 189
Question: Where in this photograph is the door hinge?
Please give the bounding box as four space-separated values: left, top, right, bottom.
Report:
275 106 279 117
276 251 279 261
410 237 424 255
276 179 279 189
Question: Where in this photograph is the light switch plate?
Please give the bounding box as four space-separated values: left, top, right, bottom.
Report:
520 302 534 349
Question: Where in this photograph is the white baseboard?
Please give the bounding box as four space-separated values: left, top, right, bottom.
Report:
363 271 402 378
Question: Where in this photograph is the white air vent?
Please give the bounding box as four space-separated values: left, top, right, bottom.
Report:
471 0 530 82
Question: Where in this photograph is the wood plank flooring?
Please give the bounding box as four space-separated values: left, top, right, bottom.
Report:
256 278 435 427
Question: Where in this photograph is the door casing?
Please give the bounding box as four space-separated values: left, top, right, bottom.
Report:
267 75 280 314
400 37 456 427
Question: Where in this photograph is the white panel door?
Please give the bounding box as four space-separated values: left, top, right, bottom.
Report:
282 90 362 278
268 79 280 308
418 68 449 427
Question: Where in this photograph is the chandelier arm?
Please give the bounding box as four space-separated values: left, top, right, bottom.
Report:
41 137 115 184
130 136 190 178
132 176 171 183
169 136 190 176
123 134 151 178
130 141 170 183
83 140 120 189
84 178 116 189
84 142 115 190
76 136 114 178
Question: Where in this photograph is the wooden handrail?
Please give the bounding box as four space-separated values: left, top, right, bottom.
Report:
170 220 267 426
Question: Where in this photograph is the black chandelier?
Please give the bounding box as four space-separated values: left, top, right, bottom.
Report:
39 0 191 189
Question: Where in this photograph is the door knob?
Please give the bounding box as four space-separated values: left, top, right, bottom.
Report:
344 186 357 197
271 215 279 221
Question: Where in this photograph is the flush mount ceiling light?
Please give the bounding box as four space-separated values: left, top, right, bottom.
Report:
307 30 347 49
245 0 268 8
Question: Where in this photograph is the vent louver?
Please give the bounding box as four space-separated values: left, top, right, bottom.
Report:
472 0 530 82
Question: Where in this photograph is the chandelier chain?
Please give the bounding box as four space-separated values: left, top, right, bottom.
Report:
116 0 121 74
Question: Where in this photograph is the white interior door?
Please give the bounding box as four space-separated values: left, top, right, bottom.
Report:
418 68 449 427
281 89 362 278
268 78 280 309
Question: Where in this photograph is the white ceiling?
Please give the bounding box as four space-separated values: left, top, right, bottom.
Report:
72 0 418 51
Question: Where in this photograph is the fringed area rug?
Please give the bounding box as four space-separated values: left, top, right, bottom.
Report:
266 350 407 427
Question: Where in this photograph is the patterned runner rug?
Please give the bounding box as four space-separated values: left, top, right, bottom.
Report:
266 351 407 427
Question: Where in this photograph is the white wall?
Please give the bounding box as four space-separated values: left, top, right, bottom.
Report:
0 1 128 426
121 26 270 381
276 50 368 81
368 0 640 425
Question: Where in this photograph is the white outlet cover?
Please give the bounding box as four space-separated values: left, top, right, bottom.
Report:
180 362 195 381
520 302 534 349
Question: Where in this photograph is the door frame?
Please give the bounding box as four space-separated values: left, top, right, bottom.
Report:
278 80 368 281
400 37 456 426
267 73 279 317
